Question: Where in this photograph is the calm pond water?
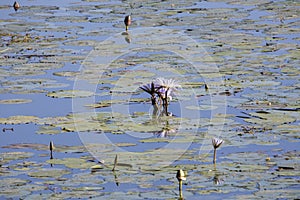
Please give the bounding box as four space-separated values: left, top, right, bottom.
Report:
0 0 299 199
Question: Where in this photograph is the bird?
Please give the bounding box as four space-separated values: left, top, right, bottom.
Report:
124 15 131 31
13 1 20 11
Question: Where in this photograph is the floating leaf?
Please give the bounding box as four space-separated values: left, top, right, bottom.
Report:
36 126 61 134
2 143 48 151
244 111 296 125
0 152 34 161
91 165 104 173
28 168 70 178
186 105 218 110
53 71 80 79
0 99 32 104
46 90 94 98
46 158 94 169
0 115 39 124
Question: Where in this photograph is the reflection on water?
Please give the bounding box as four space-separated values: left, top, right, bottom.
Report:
212 173 224 186
122 31 131 43
153 126 176 138
153 120 176 138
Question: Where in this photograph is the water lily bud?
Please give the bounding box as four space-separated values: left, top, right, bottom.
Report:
49 141 54 151
176 169 186 181
13 1 20 11
124 15 131 31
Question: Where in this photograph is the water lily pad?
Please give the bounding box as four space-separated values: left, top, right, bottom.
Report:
53 71 80 77
46 90 94 98
2 143 48 151
0 99 32 104
244 111 296 125
63 40 98 47
47 158 94 169
115 143 136 147
0 151 34 161
186 105 218 110
0 115 39 124
28 168 71 178
86 99 127 108
0 178 39 198
36 126 61 135
91 164 104 173
1 78 67 93
0 178 29 187
49 190 103 199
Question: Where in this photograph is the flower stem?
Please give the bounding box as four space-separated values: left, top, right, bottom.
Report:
152 105 158 117
213 148 217 164
179 180 183 199
151 95 156 106
163 89 169 116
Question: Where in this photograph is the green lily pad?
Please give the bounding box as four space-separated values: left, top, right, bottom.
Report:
0 115 39 124
49 190 104 199
47 158 95 169
244 111 296 125
186 105 218 111
2 143 48 151
0 151 34 161
90 164 104 173
0 178 29 187
0 99 32 104
46 90 94 98
0 178 43 198
28 168 71 178
36 126 61 134
115 143 136 147
63 40 98 47
86 99 127 108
